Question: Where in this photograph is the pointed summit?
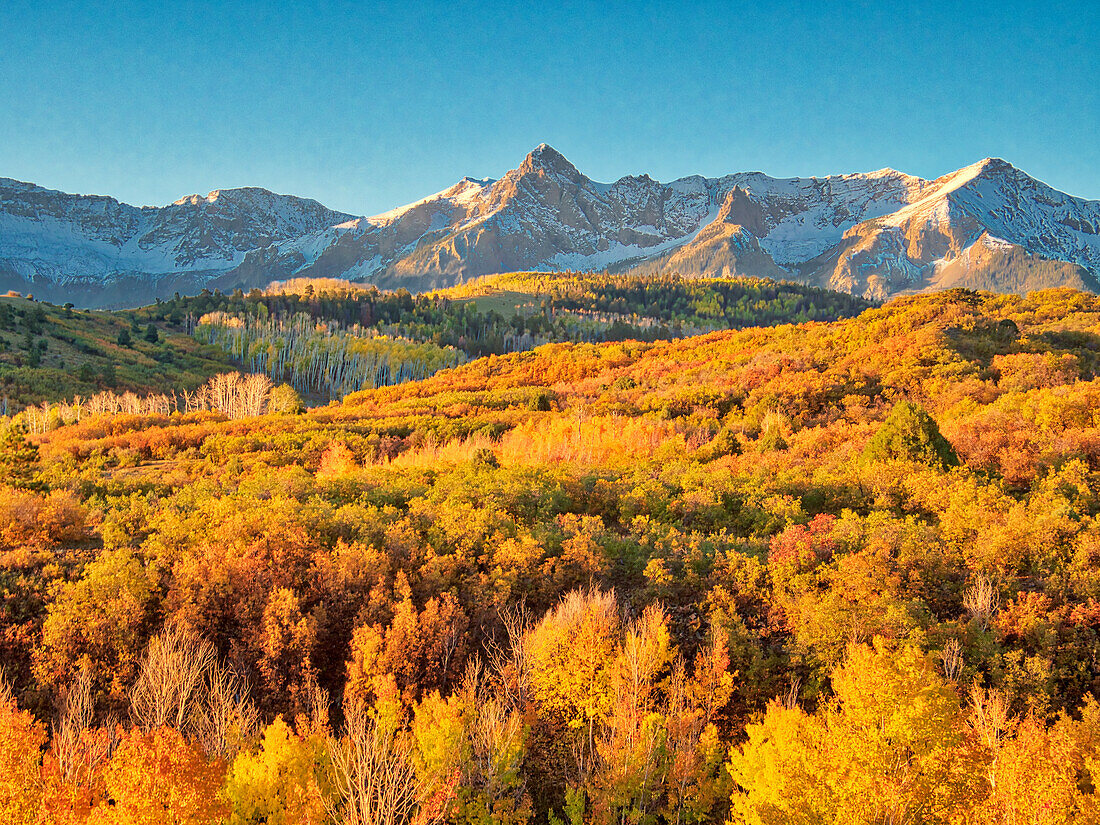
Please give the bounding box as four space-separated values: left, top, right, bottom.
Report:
3 154 1097 308
919 157 1022 201
960 157 1015 177
712 187 767 236
517 143 583 180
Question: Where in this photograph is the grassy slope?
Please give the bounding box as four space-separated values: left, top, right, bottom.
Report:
448 289 541 316
0 296 231 409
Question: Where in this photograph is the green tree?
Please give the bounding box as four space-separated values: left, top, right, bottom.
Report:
0 425 42 491
78 363 97 383
861 401 958 470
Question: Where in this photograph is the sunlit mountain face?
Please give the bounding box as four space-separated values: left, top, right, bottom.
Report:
3 147 1098 307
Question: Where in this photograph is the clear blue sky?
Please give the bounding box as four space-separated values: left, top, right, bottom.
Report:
1 0 1095 216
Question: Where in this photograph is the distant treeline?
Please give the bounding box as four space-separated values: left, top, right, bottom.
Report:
137 274 873 393
194 313 466 399
468 272 875 326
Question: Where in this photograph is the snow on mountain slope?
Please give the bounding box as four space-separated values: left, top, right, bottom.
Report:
2 147 1097 308
0 178 352 305
801 158 1100 298
226 145 937 293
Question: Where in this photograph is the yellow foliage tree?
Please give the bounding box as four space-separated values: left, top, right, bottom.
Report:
526 588 621 732
963 695 1100 824
590 604 674 823
663 634 736 823
225 716 329 825
728 639 978 825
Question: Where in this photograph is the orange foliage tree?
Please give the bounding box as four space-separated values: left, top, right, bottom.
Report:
87 726 228 825
0 693 46 825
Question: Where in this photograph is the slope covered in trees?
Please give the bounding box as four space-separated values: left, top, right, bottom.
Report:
4 287 1100 822
194 312 465 399
165 273 873 400
0 295 231 411
2 274 872 412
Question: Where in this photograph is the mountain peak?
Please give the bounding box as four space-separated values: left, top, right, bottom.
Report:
3 154 1097 308
966 157 1016 177
518 143 581 179
925 157 1021 198
712 186 767 235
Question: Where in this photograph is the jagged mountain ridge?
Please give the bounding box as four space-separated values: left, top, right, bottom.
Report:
2 146 1098 307
0 178 353 305
801 159 1100 296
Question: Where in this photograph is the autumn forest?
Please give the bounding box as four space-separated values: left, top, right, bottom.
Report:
4 279 1100 824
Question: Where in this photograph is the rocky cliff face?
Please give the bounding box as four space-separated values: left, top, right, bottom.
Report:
625 188 786 280
2 148 1098 307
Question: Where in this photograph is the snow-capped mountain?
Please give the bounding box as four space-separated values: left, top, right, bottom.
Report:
221 145 938 294
0 179 352 306
796 158 1100 297
2 146 1098 307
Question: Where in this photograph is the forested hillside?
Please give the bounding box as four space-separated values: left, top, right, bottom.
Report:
0 295 231 411
178 271 872 357
0 274 870 411
4 287 1100 822
175 272 871 401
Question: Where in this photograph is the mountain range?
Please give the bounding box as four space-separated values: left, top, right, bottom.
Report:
2 145 1098 308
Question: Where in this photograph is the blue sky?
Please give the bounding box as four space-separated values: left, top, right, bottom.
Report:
1 1 1095 215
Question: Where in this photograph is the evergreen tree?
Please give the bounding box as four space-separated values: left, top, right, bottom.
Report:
0 425 42 490
861 401 959 470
